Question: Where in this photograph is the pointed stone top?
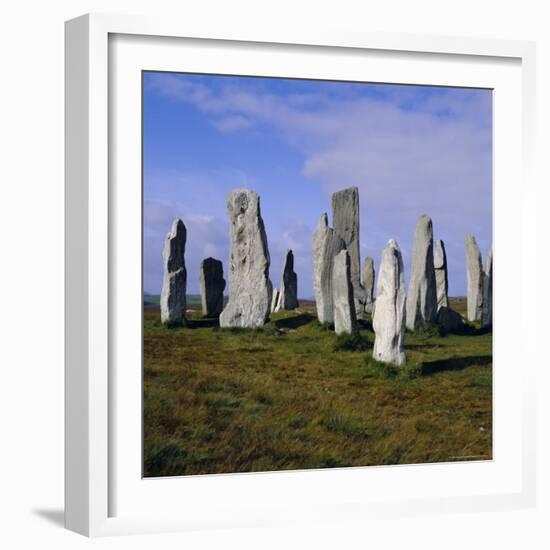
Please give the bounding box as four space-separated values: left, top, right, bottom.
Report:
318 212 329 227
169 218 186 236
434 239 447 269
465 234 478 245
387 239 400 250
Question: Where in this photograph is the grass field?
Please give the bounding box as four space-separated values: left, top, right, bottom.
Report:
143 297 492 477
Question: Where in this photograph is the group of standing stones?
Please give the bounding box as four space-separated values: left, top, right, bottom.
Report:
159 185 493 368
160 187 299 328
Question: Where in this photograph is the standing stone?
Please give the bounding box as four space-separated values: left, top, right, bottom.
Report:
406 214 437 331
362 256 375 315
271 288 280 313
332 187 366 315
434 239 449 311
219 189 272 328
465 235 484 322
332 250 357 335
312 213 345 324
481 247 493 328
373 240 406 366
160 218 187 324
199 257 225 316
278 249 299 310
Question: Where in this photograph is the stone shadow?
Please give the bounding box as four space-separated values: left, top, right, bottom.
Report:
274 313 316 330
420 355 492 376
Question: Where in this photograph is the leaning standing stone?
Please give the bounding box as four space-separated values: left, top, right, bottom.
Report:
465 235 484 322
481 247 493 328
406 214 437 331
219 189 272 328
278 249 299 310
362 256 375 314
434 239 449 311
199 257 225 316
332 187 366 315
373 240 406 366
312 213 345 324
160 218 187 324
332 250 357 335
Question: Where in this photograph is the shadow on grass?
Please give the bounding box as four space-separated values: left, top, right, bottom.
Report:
274 313 316 330
186 317 220 329
420 355 492 376
406 343 446 351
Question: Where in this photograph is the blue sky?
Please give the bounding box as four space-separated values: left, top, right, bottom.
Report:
143 72 492 298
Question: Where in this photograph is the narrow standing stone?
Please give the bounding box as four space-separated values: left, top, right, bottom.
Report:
373 240 406 366
434 239 449 311
481 247 493 328
312 213 345 324
271 287 280 313
362 256 375 314
406 214 437 331
332 187 366 316
278 249 299 310
199 257 225 316
160 218 187 324
332 250 357 335
219 189 272 328
465 235 484 322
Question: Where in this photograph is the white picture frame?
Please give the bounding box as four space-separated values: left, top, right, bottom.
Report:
65 13 537 537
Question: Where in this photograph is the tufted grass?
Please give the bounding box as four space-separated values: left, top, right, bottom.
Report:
143 298 492 477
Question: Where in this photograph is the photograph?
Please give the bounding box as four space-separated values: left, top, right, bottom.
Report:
142 71 493 478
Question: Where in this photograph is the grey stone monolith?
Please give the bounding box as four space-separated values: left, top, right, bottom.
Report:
312 213 345 324
332 250 357 335
199 257 225 316
481 247 493 328
434 239 449 311
160 218 187 324
373 240 406 366
465 235 484 322
406 214 437 331
362 256 375 315
278 249 299 310
437 306 465 335
219 189 272 328
332 187 366 316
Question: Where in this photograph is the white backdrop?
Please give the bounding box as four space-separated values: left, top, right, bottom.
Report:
0 1 548 548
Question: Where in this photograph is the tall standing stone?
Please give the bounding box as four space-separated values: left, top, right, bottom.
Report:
465 235 484 322
373 240 406 366
332 250 357 335
481 247 493 328
434 239 449 311
332 187 366 315
406 214 437 331
312 213 345 324
278 249 299 310
219 189 272 328
362 256 375 314
199 257 225 316
160 218 187 324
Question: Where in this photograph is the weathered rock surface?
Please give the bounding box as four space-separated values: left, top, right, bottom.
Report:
362 256 375 314
406 214 437 331
160 218 187 324
434 239 449 311
373 240 406 366
465 235 484 322
199 257 225 316
278 249 299 310
219 189 272 328
312 213 345 324
332 187 366 315
437 306 465 335
481 247 493 328
332 250 357 335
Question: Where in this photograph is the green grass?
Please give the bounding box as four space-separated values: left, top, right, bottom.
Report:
143 298 492 477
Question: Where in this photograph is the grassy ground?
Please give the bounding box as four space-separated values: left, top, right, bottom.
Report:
143 297 492 477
